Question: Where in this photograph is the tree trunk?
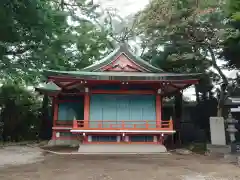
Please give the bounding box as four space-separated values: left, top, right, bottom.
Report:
208 47 228 117
174 92 183 146
217 84 227 117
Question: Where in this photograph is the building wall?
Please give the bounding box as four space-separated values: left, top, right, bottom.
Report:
86 135 158 143
57 96 84 121
53 93 158 143
89 94 156 128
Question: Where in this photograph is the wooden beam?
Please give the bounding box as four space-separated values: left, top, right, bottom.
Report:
169 83 184 89
91 90 156 95
58 92 85 96
62 81 83 89
165 84 191 97
57 99 82 103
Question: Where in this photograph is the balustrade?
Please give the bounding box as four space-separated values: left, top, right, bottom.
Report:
72 119 173 130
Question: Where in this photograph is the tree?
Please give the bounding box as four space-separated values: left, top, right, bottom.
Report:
221 0 240 69
0 83 41 141
0 0 113 84
0 0 116 141
0 0 67 83
136 0 228 116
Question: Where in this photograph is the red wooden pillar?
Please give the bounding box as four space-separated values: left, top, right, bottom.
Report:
156 95 161 128
159 135 164 144
52 130 57 140
84 88 90 128
53 97 58 127
52 97 58 140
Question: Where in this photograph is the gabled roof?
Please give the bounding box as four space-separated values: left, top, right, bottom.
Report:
82 43 164 73
40 42 203 87
36 43 203 95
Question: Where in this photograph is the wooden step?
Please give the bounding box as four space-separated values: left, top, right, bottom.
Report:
78 144 167 154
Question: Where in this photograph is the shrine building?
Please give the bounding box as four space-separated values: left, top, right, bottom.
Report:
36 43 201 153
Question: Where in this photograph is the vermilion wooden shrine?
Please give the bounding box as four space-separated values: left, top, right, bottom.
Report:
36 43 200 150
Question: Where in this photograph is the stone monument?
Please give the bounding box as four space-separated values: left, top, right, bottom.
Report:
209 116 226 145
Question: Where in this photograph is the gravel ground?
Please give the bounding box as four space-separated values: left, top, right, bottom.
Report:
0 146 240 180
0 146 44 168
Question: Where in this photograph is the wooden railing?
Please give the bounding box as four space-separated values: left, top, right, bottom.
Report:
73 120 173 130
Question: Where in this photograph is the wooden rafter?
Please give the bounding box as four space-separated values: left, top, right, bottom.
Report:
62 81 81 88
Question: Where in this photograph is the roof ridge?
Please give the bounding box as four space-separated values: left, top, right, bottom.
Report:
81 43 164 72
119 44 164 72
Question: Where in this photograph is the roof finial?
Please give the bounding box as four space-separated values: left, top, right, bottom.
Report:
119 41 130 50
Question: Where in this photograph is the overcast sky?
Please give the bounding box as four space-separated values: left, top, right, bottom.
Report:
95 0 149 15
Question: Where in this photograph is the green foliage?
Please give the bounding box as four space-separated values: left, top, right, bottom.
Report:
0 0 113 84
228 0 240 21
221 0 240 69
0 0 67 83
0 0 117 141
0 83 41 141
136 0 229 115
137 0 225 73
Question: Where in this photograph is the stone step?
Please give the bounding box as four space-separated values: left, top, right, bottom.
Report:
78 144 167 154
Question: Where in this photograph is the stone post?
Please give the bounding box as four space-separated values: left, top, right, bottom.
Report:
225 112 238 143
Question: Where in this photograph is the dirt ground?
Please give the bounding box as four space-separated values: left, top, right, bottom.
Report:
0 146 240 180
0 146 44 168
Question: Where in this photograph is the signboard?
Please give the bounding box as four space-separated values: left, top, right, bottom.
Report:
231 106 240 112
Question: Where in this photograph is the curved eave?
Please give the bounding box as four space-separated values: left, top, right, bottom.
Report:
44 70 202 82
35 81 62 94
35 87 61 95
81 43 164 73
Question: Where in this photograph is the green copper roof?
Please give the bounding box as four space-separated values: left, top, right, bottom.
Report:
42 43 202 82
35 81 61 93
44 70 201 81
82 43 164 73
